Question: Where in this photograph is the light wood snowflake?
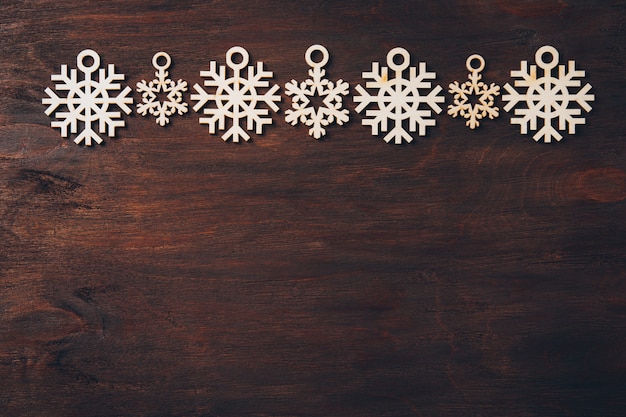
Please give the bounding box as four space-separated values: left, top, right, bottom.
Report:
448 54 500 129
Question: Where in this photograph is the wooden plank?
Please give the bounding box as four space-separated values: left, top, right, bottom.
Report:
1 1 625 416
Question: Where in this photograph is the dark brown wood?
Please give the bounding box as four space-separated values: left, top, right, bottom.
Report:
1 1 626 416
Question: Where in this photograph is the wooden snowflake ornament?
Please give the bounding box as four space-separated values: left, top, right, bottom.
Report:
502 45 595 143
136 52 188 126
43 49 133 146
448 54 500 129
285 44 349 139
354 47 444 144
191 46 281 142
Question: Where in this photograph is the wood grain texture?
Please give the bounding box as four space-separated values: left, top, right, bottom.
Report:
1 1 626 416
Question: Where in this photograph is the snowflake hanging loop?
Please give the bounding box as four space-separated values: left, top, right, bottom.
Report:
42 49 133 146
502 45 595 143
136 51 188 126
354 47 444 144
191 46 281 143
448 54 500 129
285 44 349 139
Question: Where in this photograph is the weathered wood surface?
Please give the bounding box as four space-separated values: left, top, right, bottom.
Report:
1 1 625 416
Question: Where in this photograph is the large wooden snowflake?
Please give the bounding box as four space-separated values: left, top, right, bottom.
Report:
191 46 281 142
502 45 594 143
43 49 133 146
354 47 444 144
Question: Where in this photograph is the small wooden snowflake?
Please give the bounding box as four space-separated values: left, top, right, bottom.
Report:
136 52 188 126
448 54 500 129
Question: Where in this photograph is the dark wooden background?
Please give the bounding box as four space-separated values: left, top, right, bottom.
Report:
1 1 625 416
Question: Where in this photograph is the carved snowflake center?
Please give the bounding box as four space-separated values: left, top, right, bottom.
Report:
378 79 419 114
307 89 327 110
528 79 569 113
218 80 257 112
71 81 109 105
154 88 169 102
68 91 109 123
145 80 168 100
464 90 481 107
227 83 246 105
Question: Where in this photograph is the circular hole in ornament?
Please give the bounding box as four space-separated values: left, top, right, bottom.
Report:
536 46 558 69
227 46 249 71
305 44 329 68
387 47 410 72
153 52 171 70
466 54 485 73
77 49 100 73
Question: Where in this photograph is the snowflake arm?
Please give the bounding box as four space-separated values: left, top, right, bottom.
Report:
247 62 281 133
157 79 188 126
322 79 350 126
353 84 373 114
571 78 594 113
43 92 73 137
136 79 160 117
502 82 525 113
284 79 312 125
447 81 471 119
